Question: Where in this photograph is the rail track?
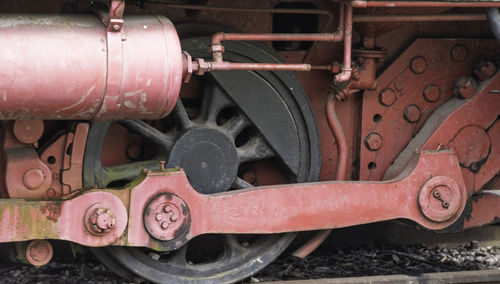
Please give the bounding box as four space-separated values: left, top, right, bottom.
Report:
263 269 500 284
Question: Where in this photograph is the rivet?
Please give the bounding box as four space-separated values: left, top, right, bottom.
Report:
450 44 468 62
410 56 427 74
403 105 421 123
423 84 441 102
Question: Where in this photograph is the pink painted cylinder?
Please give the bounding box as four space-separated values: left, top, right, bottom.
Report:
0 14 183 120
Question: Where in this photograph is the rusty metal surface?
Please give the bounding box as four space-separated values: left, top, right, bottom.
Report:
0 191 127 246
360 39 499 182
0 151 477 250
464 190 500 229
386 66 500 195
0 14 182 120
2 121 89 199
118 151 468 251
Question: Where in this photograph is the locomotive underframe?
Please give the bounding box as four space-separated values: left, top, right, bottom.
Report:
0 0 499 280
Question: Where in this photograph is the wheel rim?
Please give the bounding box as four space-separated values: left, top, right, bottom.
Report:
85 38 321 283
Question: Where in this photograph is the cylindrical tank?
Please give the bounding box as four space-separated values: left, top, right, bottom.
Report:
0 14 183 120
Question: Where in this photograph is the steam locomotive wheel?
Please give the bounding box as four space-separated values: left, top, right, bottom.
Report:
84 38 321 283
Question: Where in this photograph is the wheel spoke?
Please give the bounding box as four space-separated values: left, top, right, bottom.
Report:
223 235 250 259
166 245 188 266
173 100 191 131
232 177 254 189
100 160 161 187
238 137 275 163
199 83 234 123
225 115 250 138
119 120 174 151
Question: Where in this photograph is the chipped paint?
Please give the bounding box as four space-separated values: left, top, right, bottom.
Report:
124 101 136 109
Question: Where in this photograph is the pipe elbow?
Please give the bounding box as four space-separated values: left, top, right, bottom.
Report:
211 32 225 45
334 69 352 82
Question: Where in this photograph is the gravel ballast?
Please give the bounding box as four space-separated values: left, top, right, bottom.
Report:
1 242 499 283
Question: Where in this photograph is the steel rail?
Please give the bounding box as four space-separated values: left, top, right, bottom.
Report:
263 269 500 283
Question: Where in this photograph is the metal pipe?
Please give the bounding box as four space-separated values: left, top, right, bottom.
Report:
130 1 334 32
197 61 313 71
292 94 349 258
351 0 500 8
211 33 345 43
487 8 500 42
211 2 345 65
334 3 353 82
190 58 335 73
353 13 487 23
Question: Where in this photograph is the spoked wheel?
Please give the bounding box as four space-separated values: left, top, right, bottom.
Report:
85 36 321 283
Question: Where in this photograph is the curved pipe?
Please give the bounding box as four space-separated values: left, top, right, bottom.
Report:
334 3 353 83
292 94 348 258
487 8 500 43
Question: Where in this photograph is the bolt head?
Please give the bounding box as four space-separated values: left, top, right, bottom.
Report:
403 105 421 123
364 133 383 151
410 56 427 74
155 213 162 221
112 24 121 32
160 221 169 230
23 169 45 190
423 85 441 102
87 207 115 235
164 205 173 213
378 88 396 106
26 240 53 267
170 214 178 222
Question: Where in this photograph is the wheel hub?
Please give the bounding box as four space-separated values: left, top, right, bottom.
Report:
168 127 238 194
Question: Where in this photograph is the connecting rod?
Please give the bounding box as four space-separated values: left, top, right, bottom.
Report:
1 150 496 252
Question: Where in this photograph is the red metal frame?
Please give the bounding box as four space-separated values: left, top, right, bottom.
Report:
2 148 498 251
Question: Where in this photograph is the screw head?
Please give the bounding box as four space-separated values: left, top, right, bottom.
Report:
410 56 427 74
403 105 421 123
450 44 468 62
364 133 383 151
423 85 441 102
379 88 397 106
112 24 121 32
